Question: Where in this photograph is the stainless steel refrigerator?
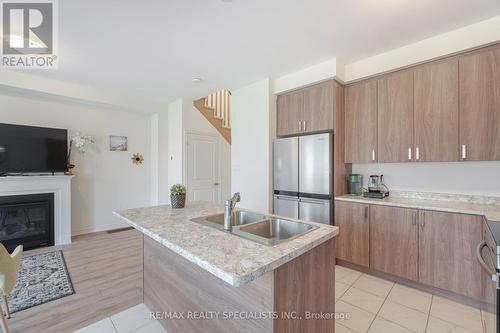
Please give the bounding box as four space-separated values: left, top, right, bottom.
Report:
273 133 332 224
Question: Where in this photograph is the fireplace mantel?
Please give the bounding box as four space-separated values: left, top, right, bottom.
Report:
0 175 74 245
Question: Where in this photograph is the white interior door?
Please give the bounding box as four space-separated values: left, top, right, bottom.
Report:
186 132 221 203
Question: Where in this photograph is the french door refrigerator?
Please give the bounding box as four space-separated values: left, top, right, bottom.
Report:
273 133 332 224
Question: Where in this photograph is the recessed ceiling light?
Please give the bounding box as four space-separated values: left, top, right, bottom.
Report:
192 77 203 83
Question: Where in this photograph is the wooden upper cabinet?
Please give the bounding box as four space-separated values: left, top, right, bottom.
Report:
459 46 500 161
277 91 304 137
377 71 414 162
370 205 419 281
303 81 334 133
334 201 370 267
419 210 483 300
345 80 378 163
414 59 459 162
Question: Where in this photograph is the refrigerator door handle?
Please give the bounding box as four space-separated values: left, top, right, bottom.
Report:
276 196 299 202
299 198 329 204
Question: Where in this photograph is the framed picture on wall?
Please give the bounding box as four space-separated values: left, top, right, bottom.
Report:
109 136 128 151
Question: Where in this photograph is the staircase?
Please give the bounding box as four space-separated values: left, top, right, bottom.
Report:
193 89 232 144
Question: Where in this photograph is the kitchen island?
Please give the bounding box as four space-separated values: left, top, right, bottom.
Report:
114 201 338 333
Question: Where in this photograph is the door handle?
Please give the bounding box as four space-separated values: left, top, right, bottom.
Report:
412 211 417 226
298 121 302 132
276 196 299 202
408 147 412 161
299 198 329 205
371 149 376 162
420 212 425 229
303 120 307 132
416 147 420 161
476 241 496 279
364 206 369 219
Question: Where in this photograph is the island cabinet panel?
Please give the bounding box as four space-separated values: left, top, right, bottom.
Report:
143 235 274 333
144 235 336 333
377 70 414 163
418 211 483 300
370 205 419 281
414 58 459 162
277 90 304 136
459 46 500 161
345 80 378 163
274 238 335 333
334 201 369 267
302 80 335 132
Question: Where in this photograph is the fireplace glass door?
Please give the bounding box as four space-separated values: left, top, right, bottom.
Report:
0 193 54 251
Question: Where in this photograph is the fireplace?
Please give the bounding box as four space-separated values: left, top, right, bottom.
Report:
0 193 54 252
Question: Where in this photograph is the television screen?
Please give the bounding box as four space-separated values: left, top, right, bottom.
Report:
0 123 68 173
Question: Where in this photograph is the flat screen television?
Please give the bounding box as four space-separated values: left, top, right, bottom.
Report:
0 123 68 174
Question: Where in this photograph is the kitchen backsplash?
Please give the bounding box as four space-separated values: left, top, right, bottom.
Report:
352 161 500 197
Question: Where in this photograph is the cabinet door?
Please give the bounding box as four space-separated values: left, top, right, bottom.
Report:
370 205 419 281
345 81 378 163
419 210 483 300
377 71 414 162
277 91 304 137
459 46 500 161
334 201 369 267
414 59 459 162
303 80 334 133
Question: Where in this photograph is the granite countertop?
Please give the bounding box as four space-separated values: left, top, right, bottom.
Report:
335 192 500 223
113 201 338 287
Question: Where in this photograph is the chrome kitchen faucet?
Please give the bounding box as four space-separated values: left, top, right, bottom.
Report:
223 192 241 232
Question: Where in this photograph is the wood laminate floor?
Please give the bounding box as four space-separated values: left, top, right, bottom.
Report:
6 229 143 333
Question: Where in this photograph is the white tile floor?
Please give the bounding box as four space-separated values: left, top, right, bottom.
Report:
74 266 495 333
73 304 167 333
335 265 494 333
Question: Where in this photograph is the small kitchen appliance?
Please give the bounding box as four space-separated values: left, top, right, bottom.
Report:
347 174 363 196
363 174 389 199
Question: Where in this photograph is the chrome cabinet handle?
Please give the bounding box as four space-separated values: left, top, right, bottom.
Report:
303 120 307 132
461 144 467 160
477 241 496 278
408 147 412 161
371 149 376 162
298 121 302 132
364 206 369 220
420 212 425 229
412 211 417 226
416 147 420 161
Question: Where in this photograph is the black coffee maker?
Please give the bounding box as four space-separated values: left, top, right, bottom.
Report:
363 175 389 199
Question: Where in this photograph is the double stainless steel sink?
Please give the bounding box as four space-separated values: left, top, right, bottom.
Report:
190 210 317 246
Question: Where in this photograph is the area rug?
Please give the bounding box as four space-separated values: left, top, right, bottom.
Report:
7 250 75 313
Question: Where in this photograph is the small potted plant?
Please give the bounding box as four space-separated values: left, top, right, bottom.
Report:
170 184 187 209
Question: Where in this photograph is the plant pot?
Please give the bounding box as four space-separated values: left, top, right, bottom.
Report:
171 194 186 209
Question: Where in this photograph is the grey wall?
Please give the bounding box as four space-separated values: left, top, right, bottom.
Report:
352 161 500 196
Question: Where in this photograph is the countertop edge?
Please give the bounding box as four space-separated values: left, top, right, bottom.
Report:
113 211 338 287
334 196 500 223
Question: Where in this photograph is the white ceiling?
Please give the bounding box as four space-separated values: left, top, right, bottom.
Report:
27 0 500 108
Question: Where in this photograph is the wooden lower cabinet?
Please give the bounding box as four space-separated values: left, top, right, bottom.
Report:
337 201 490 302
334 201 370 267
370 205 419 281
418 210 484 300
